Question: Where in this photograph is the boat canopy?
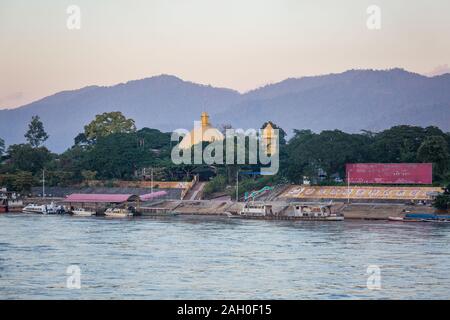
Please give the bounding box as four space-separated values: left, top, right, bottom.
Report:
65 193 139 203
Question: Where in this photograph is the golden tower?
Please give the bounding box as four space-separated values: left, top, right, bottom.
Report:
201 112 210 128
262 122 277 155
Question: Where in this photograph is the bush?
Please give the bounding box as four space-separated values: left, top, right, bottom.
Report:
203 175 227 196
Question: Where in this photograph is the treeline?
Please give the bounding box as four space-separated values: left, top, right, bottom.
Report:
0 112 449 198
281 126 450 184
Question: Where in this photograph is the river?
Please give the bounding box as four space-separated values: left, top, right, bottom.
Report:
1 213 449 299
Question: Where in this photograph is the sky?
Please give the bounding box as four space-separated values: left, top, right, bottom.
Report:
1 0 450 109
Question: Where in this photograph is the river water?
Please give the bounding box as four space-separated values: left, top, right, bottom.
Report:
1 213 450 299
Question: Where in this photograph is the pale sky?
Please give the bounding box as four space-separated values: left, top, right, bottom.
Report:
1 0 450 109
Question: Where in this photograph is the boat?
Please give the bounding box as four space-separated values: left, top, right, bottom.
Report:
0 190 24 213
238 201 344 221
287 203 344 221
0 198 7 213
240 202 273 216
388 216 405 222
389 213 450 222
72 208 96 216
104 207 133 218
23 202 65 214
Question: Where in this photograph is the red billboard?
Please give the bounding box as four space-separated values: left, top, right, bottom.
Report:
346 163 432 184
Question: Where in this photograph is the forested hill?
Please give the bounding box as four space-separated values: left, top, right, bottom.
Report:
1 69 449 152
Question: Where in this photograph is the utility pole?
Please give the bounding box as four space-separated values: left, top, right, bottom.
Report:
235 169 239 203
42 169 45 199
347 171 350 204
151 168 154 194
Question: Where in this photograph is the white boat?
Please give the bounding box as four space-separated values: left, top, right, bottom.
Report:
238 201 344 221
388 216 404 221
72 208 96 216
23 202 65 214
104 208 133 218
289 203 344 221
240 202 273 216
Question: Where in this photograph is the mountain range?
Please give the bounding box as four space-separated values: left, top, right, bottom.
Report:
1 68 449 152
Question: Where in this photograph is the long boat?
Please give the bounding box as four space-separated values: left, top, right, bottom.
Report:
237 202 344 221
389 213 450 222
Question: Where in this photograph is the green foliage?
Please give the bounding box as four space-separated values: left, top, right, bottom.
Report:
203 175 227 197
283 129 370 183
231 175 282 200
84 111 136 142
10 171 35 193
24 115 49 147
283 125 450 184
78 128 171 179
6 144 52 174
81 170 97 181
369 125 444 163
44 170 75 187
2 114 449 191
417 136 449 179
433 185 450 210
0 137 5 156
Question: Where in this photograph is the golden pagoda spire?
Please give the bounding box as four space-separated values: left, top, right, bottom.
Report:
201 111 210 128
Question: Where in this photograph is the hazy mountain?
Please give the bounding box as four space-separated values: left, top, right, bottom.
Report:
0 75 240 152
1 69 449 152
215 69 450 134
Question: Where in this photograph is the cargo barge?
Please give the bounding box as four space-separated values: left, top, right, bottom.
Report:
236 202 344 221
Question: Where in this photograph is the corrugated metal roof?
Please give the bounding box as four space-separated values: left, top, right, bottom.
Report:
65 193 138 203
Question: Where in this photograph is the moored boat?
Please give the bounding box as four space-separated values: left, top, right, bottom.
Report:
389 213 450 222
287 202 344 221
72 208 96 216
23 202 65 214
238 201 344 221
104 207 133 218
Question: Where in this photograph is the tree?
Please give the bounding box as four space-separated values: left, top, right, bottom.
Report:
283 129 371 183
84 111 136 143
11 171 35 193
417 136 449 179
0 137 4 156
433 184 450 210
7 144 52 174
369 125 445 163
25 115 49 147
81 170 97 181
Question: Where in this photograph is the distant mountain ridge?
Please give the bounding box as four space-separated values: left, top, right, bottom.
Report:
1 69 449 152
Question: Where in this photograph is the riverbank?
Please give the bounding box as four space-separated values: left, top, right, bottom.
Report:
16 197 446 220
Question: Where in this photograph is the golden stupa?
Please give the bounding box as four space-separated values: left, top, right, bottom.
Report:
261 122 277 155
179 112 224 149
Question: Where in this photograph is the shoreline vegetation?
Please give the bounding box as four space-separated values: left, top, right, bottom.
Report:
1 111 450 210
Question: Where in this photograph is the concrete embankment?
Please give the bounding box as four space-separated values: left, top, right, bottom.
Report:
141 200 439 220
22 197 441 221
341 203 435 220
